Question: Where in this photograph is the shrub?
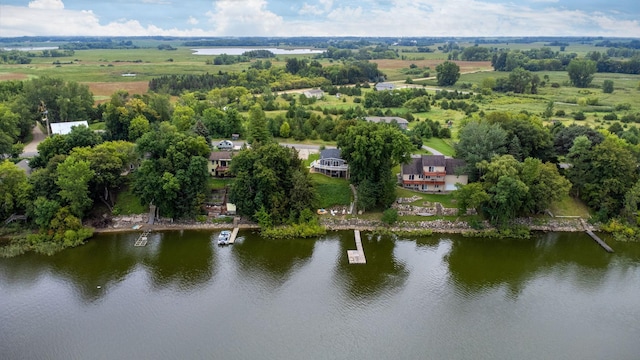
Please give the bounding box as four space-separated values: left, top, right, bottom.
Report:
603 80 614 93
381 208 398 225
603 113 618 121
573 111 586 120
555 110 566 117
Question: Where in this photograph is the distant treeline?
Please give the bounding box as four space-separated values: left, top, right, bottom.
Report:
492 48 640 74
60 40 138 50
149 59 384 95
0 49 75 64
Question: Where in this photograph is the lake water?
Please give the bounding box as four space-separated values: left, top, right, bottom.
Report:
191 48 324 55
2 47 59 51
1 230 639 359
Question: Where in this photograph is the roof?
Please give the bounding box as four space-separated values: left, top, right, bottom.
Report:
375 82 395 90
402 157 422 175
16 159 32 175
320 148 342 159
364 116 409 126
445 158 467 175
401 155 467 175
209 151 236 161
50 121 89 135
421 155 446 167
304 89 324 96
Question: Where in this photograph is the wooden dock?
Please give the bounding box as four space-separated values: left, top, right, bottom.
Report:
134 230 151 247
347 230 366 264
581 219 614 253
585 230 614 253
227 227 239 244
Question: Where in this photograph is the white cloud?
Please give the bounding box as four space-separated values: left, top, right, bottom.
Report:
187 16 199 25
1 0 639 37
205 0 284 36
28 0 64 9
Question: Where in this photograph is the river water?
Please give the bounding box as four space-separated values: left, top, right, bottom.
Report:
1 230 639 359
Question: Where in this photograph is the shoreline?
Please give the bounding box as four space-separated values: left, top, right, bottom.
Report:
91 215 596 235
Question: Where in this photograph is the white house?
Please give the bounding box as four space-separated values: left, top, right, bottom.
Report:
303 89 324 99
49 121 89 135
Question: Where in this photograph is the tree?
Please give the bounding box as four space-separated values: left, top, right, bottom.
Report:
0 103 20 156
435 61 460 86
453 182 489 215
454 121 508 181
133 122 211 218
602 79 614 94
337 122 413 209
229 143 317 224
507 67 532 93
279 121 291 138
246 104 271 145
0 160 31 219
56 155 95 218
567 59 597 88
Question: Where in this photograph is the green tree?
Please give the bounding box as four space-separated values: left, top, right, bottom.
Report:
567 59 597 88
0 160 31 219
279 121 291 138
453 182 489 215
56 155 95 218
128 115 150 141
0 103 20 155
602 79 614 94
229 143 317 224
454 120 508 181
435 61 460 86
337 122 413 209
246 104 271 145
507 67 532 94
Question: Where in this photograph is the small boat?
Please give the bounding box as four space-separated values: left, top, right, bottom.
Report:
217 230 231 246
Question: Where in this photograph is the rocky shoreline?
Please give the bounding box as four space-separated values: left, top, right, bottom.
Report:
93 214 595 234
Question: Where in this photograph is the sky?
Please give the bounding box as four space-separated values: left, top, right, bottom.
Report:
1 0 639 38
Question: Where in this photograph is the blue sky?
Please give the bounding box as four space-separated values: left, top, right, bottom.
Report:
1 0 639 37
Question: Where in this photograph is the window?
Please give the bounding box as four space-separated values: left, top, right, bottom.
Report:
409 174 415 180
428 166 435 172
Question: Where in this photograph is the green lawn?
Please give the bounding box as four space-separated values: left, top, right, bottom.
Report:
113 182 146 215
549 194 592 217
311 173 352 208
395 187 456 208
422 137 456 156
208 177 234 190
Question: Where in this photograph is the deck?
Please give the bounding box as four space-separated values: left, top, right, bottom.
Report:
227 227 239 244
347 230 366 264
134 230 151 247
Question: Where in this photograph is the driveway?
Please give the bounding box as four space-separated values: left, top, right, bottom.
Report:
22 123 46 158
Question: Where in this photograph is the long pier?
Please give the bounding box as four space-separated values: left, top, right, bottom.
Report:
134 229 151 247
347 230 366 264
585 230 614 253
227 227 239 244
581 219 614 253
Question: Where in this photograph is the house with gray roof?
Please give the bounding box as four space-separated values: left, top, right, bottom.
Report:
364 116 409 130
375 82 395 91
400 155 467 192
310 148 349 179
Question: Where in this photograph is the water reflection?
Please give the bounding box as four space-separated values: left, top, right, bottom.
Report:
141 230 216 292
444 232 614 298
334 231 408 300
231 230 315 288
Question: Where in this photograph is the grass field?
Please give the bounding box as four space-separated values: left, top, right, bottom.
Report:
311 173 352 208
113 183 146 215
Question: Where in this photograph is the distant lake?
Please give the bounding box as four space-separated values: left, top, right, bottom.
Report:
192 47 324 55
2 47 58 51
